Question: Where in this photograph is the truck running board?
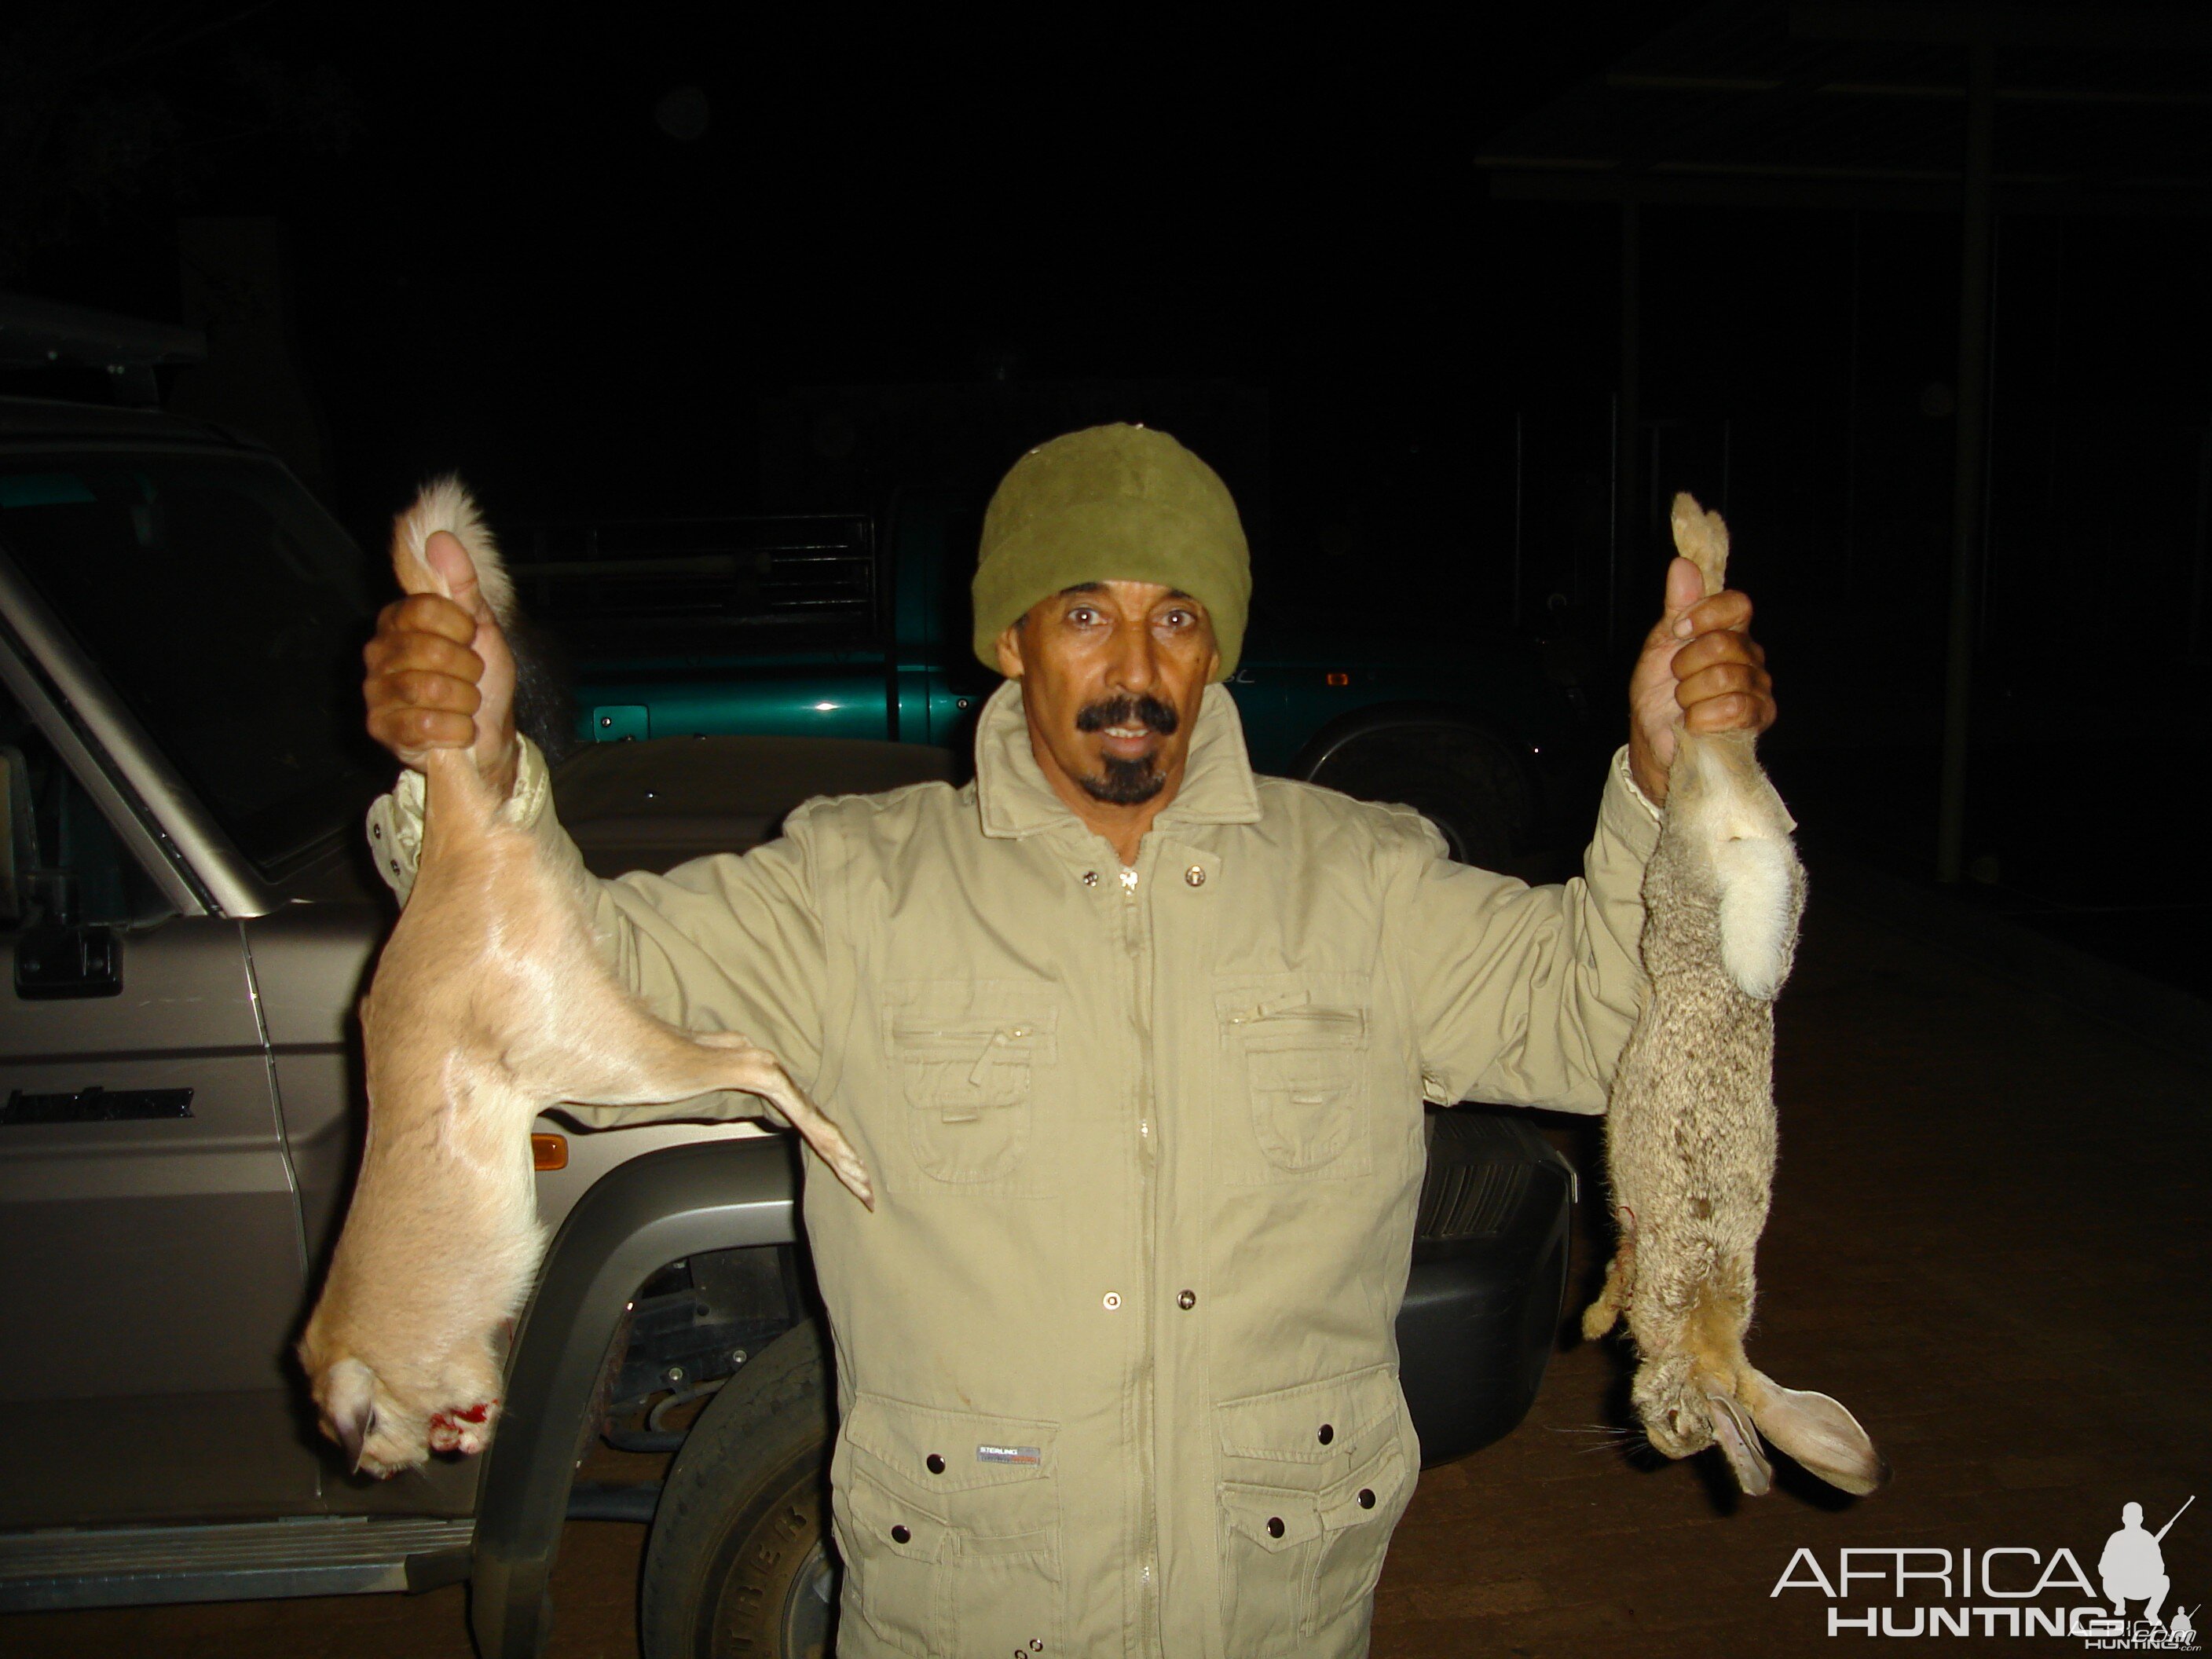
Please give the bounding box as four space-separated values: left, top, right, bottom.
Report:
0 1514 474 1611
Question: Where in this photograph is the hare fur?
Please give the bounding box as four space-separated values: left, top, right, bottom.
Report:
297 478 872 1478
1580 493 1887 1499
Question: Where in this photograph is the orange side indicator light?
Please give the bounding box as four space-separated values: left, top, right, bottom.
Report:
1325 672 1351 687
532 1133 568 1172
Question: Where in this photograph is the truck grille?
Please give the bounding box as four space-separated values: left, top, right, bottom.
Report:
509 514 877 654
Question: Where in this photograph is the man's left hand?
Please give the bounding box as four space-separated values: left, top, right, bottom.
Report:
1626 556 1776 805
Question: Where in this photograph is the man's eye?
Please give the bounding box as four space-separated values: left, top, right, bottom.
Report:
1067 607 1099 627
1159 610 1193 630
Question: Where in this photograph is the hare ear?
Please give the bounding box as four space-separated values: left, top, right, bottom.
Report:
1745 1370 1891 1496
1705 1390 1772 1496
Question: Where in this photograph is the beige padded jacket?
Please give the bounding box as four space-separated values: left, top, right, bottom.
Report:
369 679 1661 1658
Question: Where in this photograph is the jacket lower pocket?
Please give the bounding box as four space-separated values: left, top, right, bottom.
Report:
834 1393 1063 1656
1313 1437 1412 1611
1218 1440 1409 1654
1214 1366 1413 1653
1219 1481 1324 1657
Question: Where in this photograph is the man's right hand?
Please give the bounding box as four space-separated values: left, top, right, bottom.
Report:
362 529 520 797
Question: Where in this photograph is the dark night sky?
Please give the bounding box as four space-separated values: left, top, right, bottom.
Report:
8 2 2211 950
10 5 1695 515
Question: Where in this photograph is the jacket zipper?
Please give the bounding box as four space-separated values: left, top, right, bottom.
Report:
888 1021 1036 1043
1224 998 1363 1031
1120 855 1163 1654
887 1023 1037 1088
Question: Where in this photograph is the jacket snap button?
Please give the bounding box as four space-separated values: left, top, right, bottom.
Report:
1266 1516 1285 1539
1317 1423 1334 1445
1103 1291 1121 1309
1184 864 1206 887
1357 1489 1375 1509
926 1454 945 1474
1081 870 1099 886
1177 1289 1196 1310
891 1525 911 1544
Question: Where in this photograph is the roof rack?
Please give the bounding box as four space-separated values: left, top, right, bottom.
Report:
0 293 206 408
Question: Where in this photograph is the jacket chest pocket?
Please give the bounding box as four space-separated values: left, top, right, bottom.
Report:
882 980 1060 1196
1214 1367 1415 1656
831 1393 1062 1657
1214 975 1373 1185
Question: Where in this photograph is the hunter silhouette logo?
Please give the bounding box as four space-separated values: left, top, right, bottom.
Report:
2097 1498 2193 1645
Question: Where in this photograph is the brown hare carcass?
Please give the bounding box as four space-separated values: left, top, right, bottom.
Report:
1580 493 1887 1499
297 479 872 1479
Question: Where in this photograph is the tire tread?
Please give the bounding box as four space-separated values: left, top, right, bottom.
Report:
640 1320 833 1659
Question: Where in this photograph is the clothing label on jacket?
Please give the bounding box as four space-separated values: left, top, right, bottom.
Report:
977 1444 1042 1464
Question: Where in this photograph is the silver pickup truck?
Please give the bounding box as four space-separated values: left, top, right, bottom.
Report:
0 313 1575 1659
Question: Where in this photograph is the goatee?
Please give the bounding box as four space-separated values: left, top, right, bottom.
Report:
1075 694 1177 806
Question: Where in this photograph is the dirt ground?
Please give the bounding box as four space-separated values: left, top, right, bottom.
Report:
7 852 2206 1657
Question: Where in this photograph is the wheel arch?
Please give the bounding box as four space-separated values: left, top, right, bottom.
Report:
1285 699 1530 787
470 1135 802 1659
1286 701 1542 859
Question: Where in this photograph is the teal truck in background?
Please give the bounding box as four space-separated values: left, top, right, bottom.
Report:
507 494 1604 874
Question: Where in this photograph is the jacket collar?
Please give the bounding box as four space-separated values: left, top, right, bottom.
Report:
975 679 1262 840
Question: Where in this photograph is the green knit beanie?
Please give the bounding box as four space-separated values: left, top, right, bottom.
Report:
971 423 1252 680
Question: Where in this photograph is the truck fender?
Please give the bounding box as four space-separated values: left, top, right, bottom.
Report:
470 1136 800 1659
1285 698 1520 785
1286 702 1538 865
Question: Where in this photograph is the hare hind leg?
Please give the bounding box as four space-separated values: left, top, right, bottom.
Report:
683 1031 874 1210
540 1009 874 1209
1581 1208 1639 1340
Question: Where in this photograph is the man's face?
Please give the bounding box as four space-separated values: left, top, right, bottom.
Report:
995 580 1220 811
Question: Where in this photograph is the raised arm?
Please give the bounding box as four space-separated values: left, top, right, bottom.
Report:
1395 752 1659 1114
359 544 830 1108
1407 555 1780 1111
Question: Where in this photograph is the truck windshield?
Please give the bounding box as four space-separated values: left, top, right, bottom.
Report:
0 453 388 879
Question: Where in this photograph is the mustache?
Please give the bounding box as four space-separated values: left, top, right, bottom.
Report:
1075 695 1179 737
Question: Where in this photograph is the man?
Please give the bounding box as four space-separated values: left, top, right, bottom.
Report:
364 423 1774 1656
2100 1502 2174 1628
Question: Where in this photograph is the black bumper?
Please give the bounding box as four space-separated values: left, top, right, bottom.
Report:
1395 1106 1576 1467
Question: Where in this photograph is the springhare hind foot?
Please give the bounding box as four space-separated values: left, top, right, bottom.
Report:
690 1032 875 1209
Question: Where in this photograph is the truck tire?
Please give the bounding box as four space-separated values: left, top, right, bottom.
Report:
640 1320 837 1659
1306 723 1525 870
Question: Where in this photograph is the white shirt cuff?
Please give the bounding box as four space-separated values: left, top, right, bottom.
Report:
364 739 551 905
1616 745 1664 826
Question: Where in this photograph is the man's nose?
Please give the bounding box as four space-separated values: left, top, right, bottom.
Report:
1104 616 1160 694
